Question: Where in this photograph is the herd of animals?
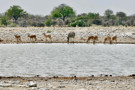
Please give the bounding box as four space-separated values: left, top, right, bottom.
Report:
14 33 52 43
0 31 117 44
67 32 117 44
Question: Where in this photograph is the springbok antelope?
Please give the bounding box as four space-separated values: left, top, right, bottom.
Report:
0 39 3 43
28 34 37 41
104 36 112 44
43 33 52 41
93 36 98 44
87 36 94 43
87 36 98 43
111 36 117 43
67 32 75 43
14 35 21 43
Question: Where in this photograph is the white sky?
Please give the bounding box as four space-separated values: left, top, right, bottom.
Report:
0 0 134 16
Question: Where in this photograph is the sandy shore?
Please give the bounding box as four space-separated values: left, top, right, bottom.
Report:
0 26 135 44
0 75 135 90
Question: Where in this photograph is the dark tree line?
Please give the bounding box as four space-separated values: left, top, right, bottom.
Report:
0 4 135 27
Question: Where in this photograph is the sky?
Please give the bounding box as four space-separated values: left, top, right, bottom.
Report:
0 0 135 16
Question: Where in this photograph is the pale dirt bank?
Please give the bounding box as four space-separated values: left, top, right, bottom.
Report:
0 76 135 90
0 26 135 44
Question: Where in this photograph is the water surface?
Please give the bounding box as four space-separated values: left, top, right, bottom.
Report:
0 43 135 77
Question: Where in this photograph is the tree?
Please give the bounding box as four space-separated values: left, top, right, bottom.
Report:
104 9 113 20
116 12 126 24
88 13 95 19
92 20 102 25
116 12 126 18
76 13 88 23
126 15 135 26
0 16 8 26
51 4 75 21
6 5 26 23
88 13 101 25
88 13 99 20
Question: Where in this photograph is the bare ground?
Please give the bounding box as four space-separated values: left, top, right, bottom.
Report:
0 76 135 90
0 26 135 44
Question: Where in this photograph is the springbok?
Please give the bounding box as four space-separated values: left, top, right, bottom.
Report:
67 32 75 43
93 36 98 44
43 33 52 41
14 35 21 43
28 34 37 41
104 36 112 44
87 36 94 43
87 36 98 44
0 39 3 43
111 36 117 43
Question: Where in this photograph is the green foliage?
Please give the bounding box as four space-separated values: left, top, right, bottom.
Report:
5 5 26 23
51 4 75 21
76 14 88 22
119 22 125 26
73 13 101 26
88 13 100 20
70 20 85 27
47 30 52 33
45 19 52 27
70 22 76 27
104 9 113 20
116 12 127 24
104 9 113 16
0 16 9 26
37 23 44 27
9 23 17 27
76 20 85 27
0 4 135 27
88 13 95 19
92 20 102 25
116 12 126 18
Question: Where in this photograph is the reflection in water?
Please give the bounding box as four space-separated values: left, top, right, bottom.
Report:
0 43 135 77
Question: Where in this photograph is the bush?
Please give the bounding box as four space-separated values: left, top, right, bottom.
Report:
37 23 44 27
18 20 27 27
31 22 37 27
70 20 85 27
9 23 17 27
56 18 64 26
70 22 76 27
92 20 102 25
119 22 125 26
0 17 9 26
45 19 52 27
47 30 51 33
